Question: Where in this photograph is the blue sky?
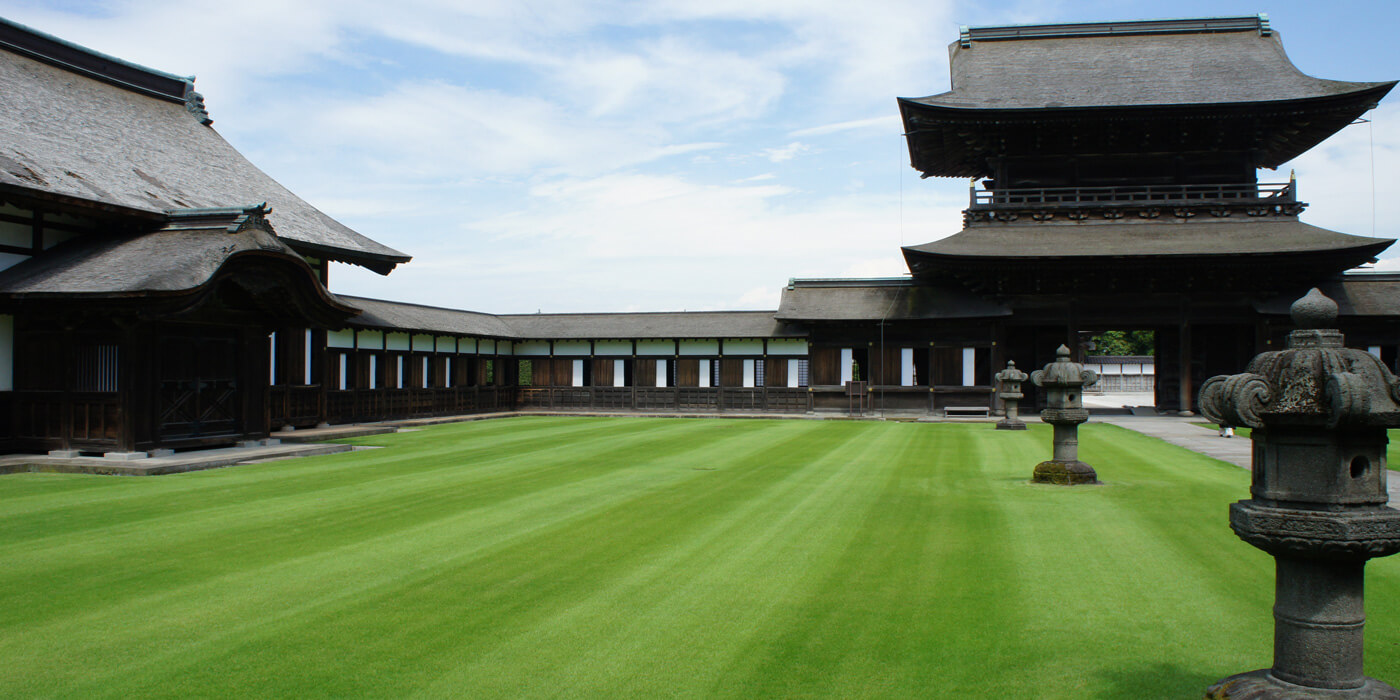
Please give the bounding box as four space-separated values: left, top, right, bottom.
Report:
3 0 1397 313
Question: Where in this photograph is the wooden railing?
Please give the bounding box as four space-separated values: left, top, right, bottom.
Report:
322 386 516 425
9 390 120 447
970 181 1293 208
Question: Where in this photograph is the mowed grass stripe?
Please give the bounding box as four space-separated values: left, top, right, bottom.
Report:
0 418 723 625
0 419 832 696
3 417 1400 698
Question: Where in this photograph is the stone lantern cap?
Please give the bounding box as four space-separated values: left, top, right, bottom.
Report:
1031 345 1098 416
1201 288 1400 430
995 360 1029 399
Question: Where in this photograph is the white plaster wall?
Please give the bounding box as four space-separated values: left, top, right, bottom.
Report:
768 339 808 356
0 252 30 273
594 340 631 356
479 339 497 354
724 339 763 355
636 339 674 356
458 338 478 354
412 334 434 352
387 333 411 351
357 329 384 349
436 336 457 353
515 340 550 356
555 340 590 356
680 340 719 356
327 328 355 349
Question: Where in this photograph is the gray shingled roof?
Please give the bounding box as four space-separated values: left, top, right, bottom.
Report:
1257 275 1400 317
902 220 1394 260
340 296 518 338
0 206 321 295
904 21 1391 111
0 34 410 272
775 278 1008 321
338 296 800 340
500 311 801 339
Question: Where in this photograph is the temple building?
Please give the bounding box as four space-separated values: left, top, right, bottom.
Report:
0 14 1396 455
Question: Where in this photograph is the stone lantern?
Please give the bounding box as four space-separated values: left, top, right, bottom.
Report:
1201 288 1400 698
995 360 1029 430
1030 345 1099 485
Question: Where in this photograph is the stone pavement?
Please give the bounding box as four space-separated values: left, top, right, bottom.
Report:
0 441 353 476
1099 414 1400 502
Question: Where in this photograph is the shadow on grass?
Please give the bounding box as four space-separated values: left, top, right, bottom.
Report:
1097 661 1221 698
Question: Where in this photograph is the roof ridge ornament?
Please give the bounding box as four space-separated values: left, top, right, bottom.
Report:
183 83 212 126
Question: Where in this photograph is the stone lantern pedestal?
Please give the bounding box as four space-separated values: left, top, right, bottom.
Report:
1201 289 1400 699
995 360 1029 430
1030 345 1099 485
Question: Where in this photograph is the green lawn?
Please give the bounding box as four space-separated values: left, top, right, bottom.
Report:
3 417 1400 698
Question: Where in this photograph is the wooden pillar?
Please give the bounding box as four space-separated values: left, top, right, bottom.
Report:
1178 320 1194 416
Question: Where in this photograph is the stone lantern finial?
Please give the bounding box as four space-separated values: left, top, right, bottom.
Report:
1201 288 1400 698
1029 344 1099 485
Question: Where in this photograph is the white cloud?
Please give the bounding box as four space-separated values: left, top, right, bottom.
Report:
789 115 903 138
1283 102 1400 264
761 142 810 163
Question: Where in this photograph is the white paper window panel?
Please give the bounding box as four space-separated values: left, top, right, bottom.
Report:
435 336 456 353
356 329 384 349
1100 363 1123 376
338 354 348 390
1370 346 1383 358
614 359 625 387
840 349 853 384
595 340 631 356
515 341 550 356
787 359 800 387
698 360 711 387
458 338 477 354
396 356 405 388
656 359 668 387
327 328 355 349
304 330 313 384
725 339 763 355
767 339 808 356
961 347 976 386
369 356 378 389
386 332 411 351
268 332 277 385
742 359 755 387
479 339 496 354
412 334 434 352
572 359 585 386
680 340 719 356
901 348 914 386
636 340 674 356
